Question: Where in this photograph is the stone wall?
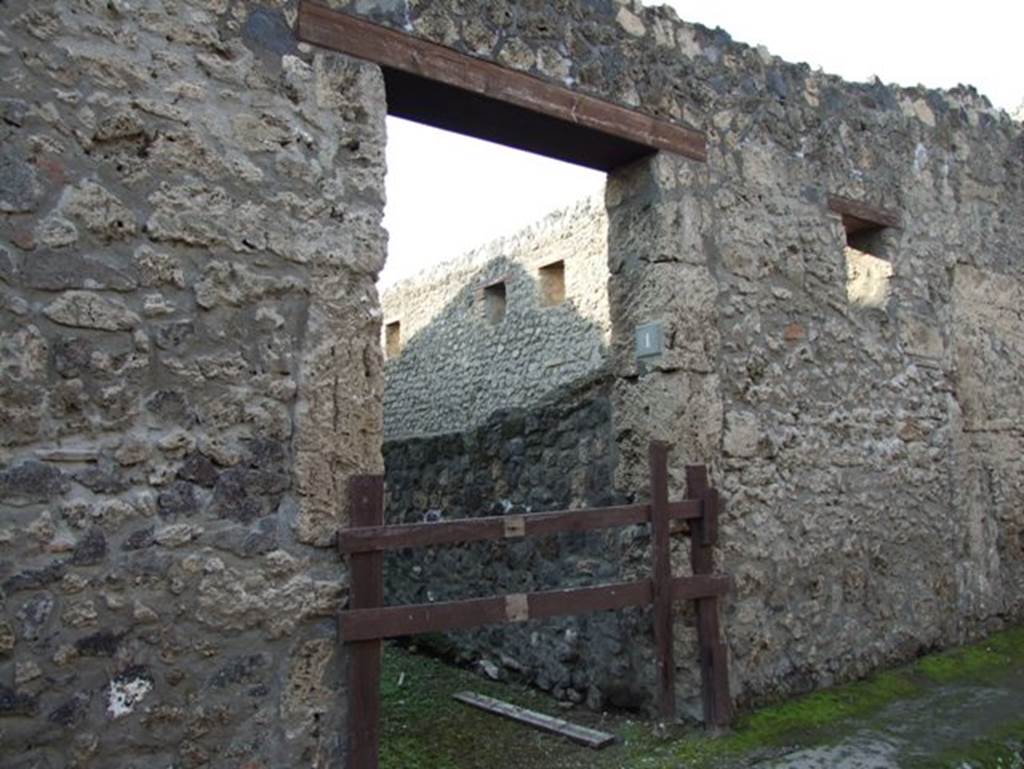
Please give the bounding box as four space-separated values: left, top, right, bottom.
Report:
348 0 1024 718
1 0 1022 764
0 2 385 766
381 196 609 438
383 373 658 709
599 32 1024 711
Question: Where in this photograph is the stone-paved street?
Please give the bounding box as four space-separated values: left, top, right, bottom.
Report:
754 671 1024 769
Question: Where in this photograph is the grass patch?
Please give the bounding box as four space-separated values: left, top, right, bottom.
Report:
915 626 1024 684
661 670 924 766
380 644 664 769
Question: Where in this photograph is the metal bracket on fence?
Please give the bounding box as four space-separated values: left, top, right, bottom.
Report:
503 515 526 539
505 594 529 623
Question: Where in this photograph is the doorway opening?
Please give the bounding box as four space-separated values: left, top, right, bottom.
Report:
377 111 647 768
294 4 713 766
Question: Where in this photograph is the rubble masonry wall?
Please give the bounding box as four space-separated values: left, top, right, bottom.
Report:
1 2 386 766
1 0 1022 764
352 0 1024 717
381 196 610 439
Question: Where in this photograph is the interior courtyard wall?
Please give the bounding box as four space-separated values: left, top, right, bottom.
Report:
381 196 610 438
0 2 386 766
382 374 662 709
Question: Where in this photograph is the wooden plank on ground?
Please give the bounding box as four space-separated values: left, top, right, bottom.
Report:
338 500 701 554
296 1 707 167
453 691 617 749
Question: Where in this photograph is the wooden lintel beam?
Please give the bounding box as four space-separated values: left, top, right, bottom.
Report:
827 194 902 233
297 1 707 167
338 500 702 554
476 274 509 294
339 575 731 642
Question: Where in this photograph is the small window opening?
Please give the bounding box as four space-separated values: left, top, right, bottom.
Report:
844 225 892 309
385 321 402 359
538 260 566 307
483 281 507 325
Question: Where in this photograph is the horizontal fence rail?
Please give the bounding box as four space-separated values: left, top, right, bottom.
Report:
338 499 702 554
340 575 732 642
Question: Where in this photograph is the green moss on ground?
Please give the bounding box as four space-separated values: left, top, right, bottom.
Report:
914 626 1024 684
665 670 923 765
379 626 1024 769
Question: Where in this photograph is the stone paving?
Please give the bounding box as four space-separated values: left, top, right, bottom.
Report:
756 671 1024 768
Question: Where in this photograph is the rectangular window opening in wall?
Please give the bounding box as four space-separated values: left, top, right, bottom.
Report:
844 227 893 309
539 260 566 307
385 321 402 359
828 195 901 311
483 281 507 325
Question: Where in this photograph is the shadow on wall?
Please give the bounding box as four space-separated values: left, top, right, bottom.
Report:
378 251 671 711
381 368 665 712
373 157 727 716
381 234 611 440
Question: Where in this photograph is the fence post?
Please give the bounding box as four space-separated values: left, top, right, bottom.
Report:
685 465 731 729
346 475 385 769
648 441 675 720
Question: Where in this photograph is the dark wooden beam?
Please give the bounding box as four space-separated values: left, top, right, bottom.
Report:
297 1 707 170
649 441 675 720
827 194 902 234
346 476 385 769
339 575 731 642
687 467 732 729
338 500 701 554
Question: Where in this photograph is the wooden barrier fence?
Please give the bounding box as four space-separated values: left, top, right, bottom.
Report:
340 441 732 768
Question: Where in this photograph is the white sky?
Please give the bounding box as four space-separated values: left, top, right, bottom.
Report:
379 0 1022 288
